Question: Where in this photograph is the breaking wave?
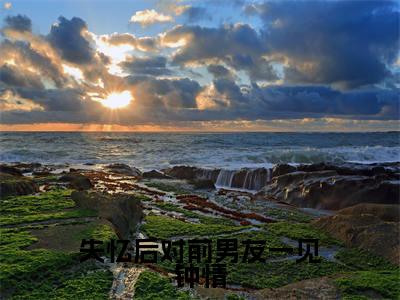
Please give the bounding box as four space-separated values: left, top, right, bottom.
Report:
0 132 399 170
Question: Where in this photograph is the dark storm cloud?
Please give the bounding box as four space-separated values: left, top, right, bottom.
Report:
166 1 398 88
0 40 67 88
48 16 94 64
255 0 400 89
4 15 32 32
228 55 278 82
0 5 398 126
207 64 233 79
126 75 201 109
213 78 247 104
164 23 277 81
166 24 264 64
121 56 171 76
0 86 108 124
182 7 211 23
0 64 44 89
15 88 86 111
250 85 400 120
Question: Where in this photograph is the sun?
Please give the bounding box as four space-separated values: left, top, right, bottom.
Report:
101 91 132 109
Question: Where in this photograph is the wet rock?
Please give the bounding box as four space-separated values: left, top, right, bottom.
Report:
196 168 221 182
162 166 198 180
189 179 215 189
59 173 93 190
9 162 42 173
164 166 272 190
0 173 39 198
297 162 398 178
105 163 142 177
263 170 399 210
163 166 221 182
142 170 171 179
0 165 22 176
272 164 296 178
71 191 143 239
314 214 400 265
32 167 53 176
228 168 270 190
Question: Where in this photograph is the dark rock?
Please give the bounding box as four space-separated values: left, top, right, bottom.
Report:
272 164 296 178
189 179 215 189
105 163 142 177
263 170 399 210
0 173 39 198
0 165 22 176
9 162 42 173
143 170 171 179
32 167 53 176
230 168 270 190
71 191 143 239
271 170 337 188
196 168 221 183
229 169 247 187
59 173 93 190
314 214 399 265
297 162 398 178
163 166 221 182
165 166 270 191
162 166 198 180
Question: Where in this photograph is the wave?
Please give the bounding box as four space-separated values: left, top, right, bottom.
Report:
0 132 399 169
245 146 400 165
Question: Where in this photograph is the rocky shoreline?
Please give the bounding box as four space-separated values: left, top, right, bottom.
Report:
1 160 399 299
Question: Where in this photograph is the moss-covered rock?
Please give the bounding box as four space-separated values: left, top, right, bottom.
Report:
71 191 143 239
134 271 194 300
335 270 400 299
0 173 39 198
59 173 93 190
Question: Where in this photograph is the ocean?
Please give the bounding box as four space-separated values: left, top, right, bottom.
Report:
1 132 399 170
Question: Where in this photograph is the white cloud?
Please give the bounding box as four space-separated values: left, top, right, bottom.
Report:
130 9 173 26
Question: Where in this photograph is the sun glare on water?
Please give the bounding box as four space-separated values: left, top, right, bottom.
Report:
101 91 132 109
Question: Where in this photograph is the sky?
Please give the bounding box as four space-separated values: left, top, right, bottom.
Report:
0 0 399 131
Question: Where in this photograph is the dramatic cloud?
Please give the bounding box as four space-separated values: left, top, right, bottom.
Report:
121 56 171 76
164 24 264 64
253 1 400 89
130 9 173 26
48 16 94 64
0 0 398 130
0 39 67 88
4 14 31 32
0 64 44 89
104 33 158 52
0 89 43 112
207 64 234 80
163 24 278 81
126 76 201 109
175 6 211 22
250 85 400 120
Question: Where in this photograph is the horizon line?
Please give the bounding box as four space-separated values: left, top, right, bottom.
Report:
1 130 399 133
